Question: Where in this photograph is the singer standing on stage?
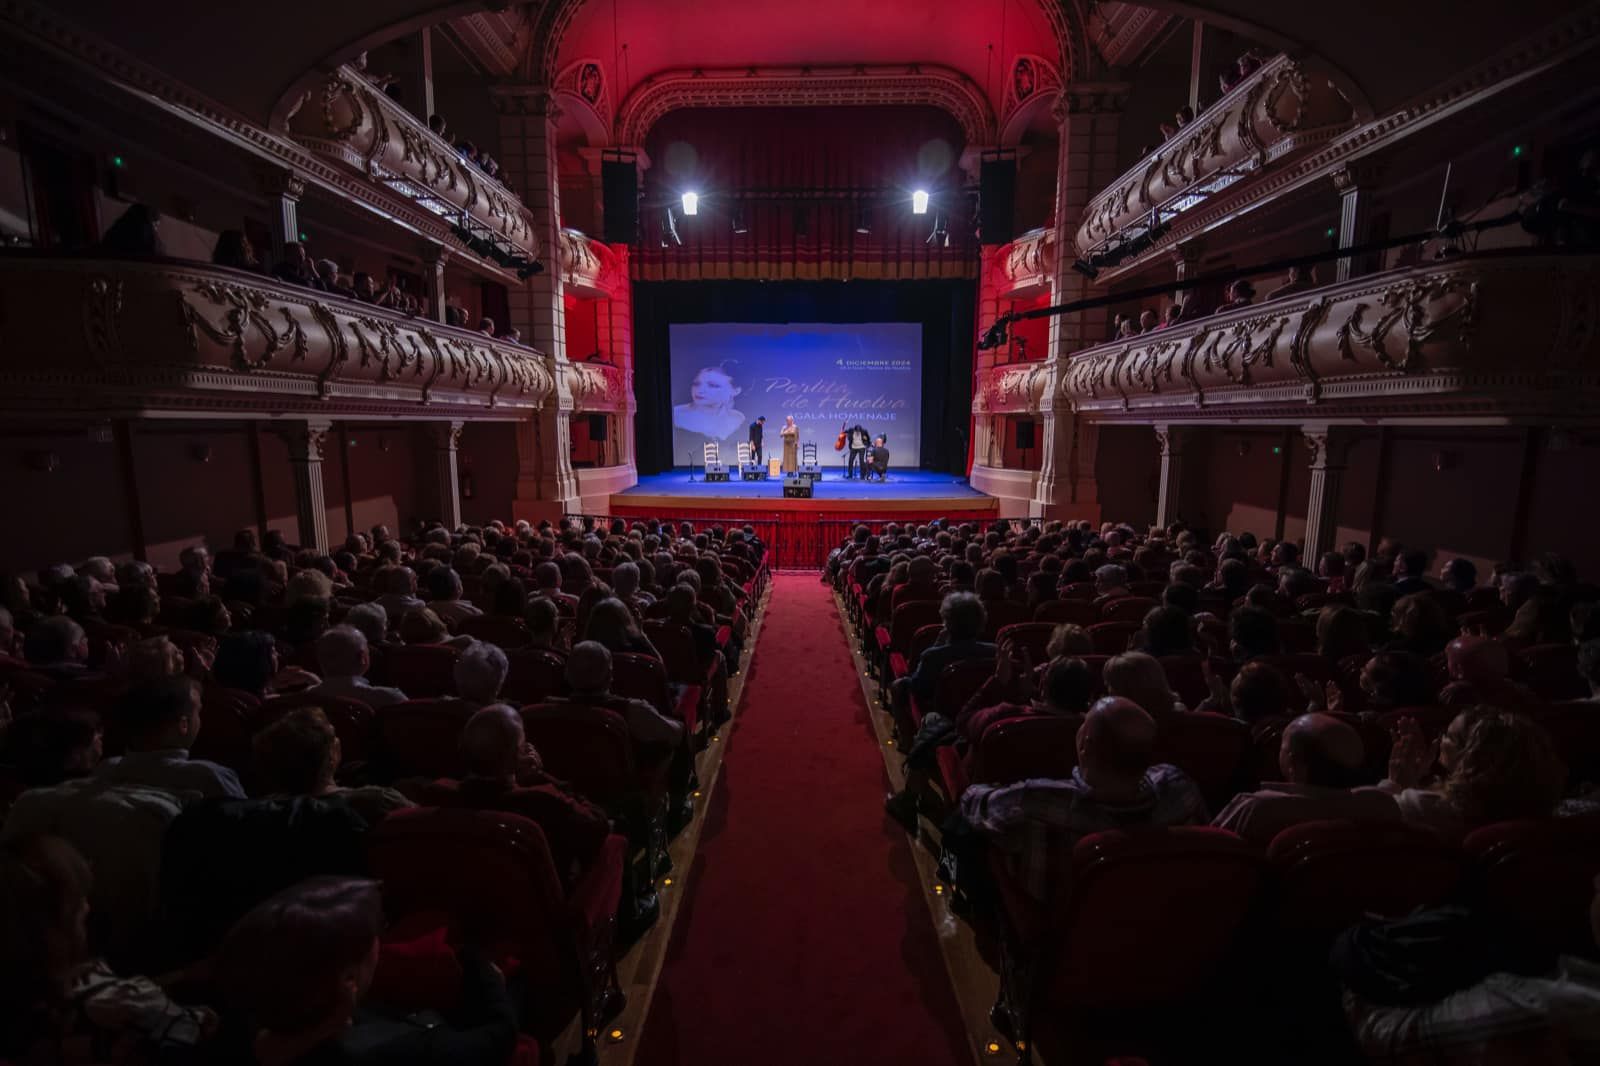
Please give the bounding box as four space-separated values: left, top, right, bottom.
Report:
780 414 799 474
844 423 871 479
748 415 766 464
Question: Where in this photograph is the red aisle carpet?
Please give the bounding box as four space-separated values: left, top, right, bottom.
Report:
635 574 972 1066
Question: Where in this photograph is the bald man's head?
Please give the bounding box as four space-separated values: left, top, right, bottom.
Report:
1077 696 1158 785
460 703 525 779
1279 713 1366 788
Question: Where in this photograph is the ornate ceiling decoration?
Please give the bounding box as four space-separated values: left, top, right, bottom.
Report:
614 64 997 148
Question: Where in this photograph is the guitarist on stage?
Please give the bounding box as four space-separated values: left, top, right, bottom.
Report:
842 422 871 479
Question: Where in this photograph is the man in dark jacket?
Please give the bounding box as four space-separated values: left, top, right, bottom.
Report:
844 423 871 478
748 416 766 465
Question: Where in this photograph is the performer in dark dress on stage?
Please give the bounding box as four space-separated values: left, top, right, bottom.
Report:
748 416 766 465
843 423 871 478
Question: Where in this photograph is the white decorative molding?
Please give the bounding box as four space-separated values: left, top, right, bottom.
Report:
448 12 524 79
1089 5 1600 280
1075 53 1355 255
0 255 557 419
0 2 522 280
1089 3 1174 68
995 227 1058 299
1055 252 1600 423
1001 53 1063 132
554 56 610 133
615 64 998 147
559 228 628 300
287 64 539 258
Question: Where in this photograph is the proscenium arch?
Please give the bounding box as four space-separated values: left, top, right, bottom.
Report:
613 65 998 149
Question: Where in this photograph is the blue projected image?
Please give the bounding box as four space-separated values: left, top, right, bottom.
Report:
668 322 922 466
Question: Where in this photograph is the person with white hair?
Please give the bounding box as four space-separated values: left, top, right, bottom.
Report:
341 602 390 648
426 566 482 628
1092 563 1132 609
115 560 156 591
453 640 509 707
305 626 407 709
78 556 117 586
611 561 654 611
558 641 683 747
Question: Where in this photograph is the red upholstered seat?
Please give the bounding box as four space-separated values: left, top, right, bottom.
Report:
374 698 478 779
1464 816 1600 956
1098 597 1158 624
1059 582 1096 601
1152 711 1251 811
1088 621 1138 656
1033 598 1096 626
876 599 941 663
889 623 943 683
457 614 533 650
969 714 1079 786
368 807 625 1055
189 685 260 771
255 693 376 765
518 702 637 807
383 644 460 698
1267 819 1464 943
993 827 1263 1060
1158 655 1214 709
995 623 1056 666
980 600 1029 640
503 648 568 705
1518 643 1587 701
609 651 697 734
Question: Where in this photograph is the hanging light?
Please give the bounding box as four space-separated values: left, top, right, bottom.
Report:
681 191 699 216
911 189 930 215
853 202 872 235
731 204 748 234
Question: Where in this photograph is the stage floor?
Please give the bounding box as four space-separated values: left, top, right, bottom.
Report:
609 469 998 564
618 468 989 504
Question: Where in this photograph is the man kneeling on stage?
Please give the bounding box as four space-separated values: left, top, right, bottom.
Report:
865 435 890 481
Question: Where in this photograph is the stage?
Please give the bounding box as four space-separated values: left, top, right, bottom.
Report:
607 468 999 567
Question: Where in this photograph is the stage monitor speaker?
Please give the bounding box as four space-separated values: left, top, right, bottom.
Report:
704 460 729 482
602 159 638 244
588 414 607 441
1015 419 1037 450
798 462 822 483
782 476 814 499
979 158 1017 245
741 465 766 481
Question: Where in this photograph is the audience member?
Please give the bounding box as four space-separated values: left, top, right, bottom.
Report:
307 627 407 709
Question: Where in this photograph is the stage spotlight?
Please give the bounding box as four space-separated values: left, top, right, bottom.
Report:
927 211 949 247
912 189 930 215
662 208 681 246
681 191 699 216
1071 257 1099 279
731 205 748 234
853 204 872 235
977 315 1010 351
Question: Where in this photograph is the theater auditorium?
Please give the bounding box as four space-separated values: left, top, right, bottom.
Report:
2 1 1600 1063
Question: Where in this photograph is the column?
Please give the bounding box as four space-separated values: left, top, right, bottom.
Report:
1154 425 1186 530
429 420 464 530
1302 425 1354 563
1171 241 1204 310
281 418 333 553
1188 21 1223 112
494 85 582 515
421 246 450 324
1033 83 1126 521
1331 165 1382 283
259 169 306 264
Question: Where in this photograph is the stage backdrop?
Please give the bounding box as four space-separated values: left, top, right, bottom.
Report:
668 322 922 464
634 279 975 476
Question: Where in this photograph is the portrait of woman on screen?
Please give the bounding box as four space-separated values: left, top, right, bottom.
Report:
672 363 746 443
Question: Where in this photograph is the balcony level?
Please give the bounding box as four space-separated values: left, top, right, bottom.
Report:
1060 250 1600 424
0 253 557 420
1075 53 1356 264
287 64 540 263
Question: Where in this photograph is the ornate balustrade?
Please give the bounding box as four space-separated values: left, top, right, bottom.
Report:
560 229 628 300
1074 54 1354 256
973 361 1053 417
1058 252 1600 422
288 65 539 259
0 255 557 418
996 227 1057 299
565 360 633 414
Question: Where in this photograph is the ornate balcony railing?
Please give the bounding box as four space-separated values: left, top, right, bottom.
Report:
996 227 1057 299
1058 252 1600 421
1074 54 1354 257
287 64 539 259
560 229 628 300
565 360 633 414
973 362 1053 416
0 255 557 418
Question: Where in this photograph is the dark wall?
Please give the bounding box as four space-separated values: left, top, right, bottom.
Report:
630 279 975 475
